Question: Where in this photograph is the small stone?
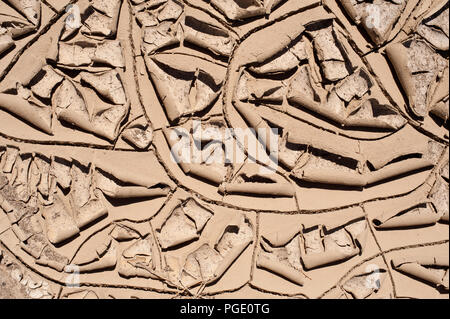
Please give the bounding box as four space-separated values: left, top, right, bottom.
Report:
11 268 23 282
20 276 29 286
29 289 44 299
28 278 42 289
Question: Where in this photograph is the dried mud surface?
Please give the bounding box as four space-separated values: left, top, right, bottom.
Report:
0 0 448 299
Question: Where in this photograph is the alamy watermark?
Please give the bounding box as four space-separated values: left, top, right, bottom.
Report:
364 5 382 30
64 264 80 288
65 4 81 29
365 264 382 290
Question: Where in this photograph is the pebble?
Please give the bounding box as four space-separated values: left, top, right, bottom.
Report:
29 289 44 299
28 278 42 289
20 276 29 286
10 268 22 281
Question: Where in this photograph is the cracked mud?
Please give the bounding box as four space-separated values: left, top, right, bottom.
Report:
0 0 448 299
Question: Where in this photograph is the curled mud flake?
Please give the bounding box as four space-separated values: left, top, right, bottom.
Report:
36 237 69 270
17 214 43 241
182 198 213 232
388 39 448 119
54 79 92 132
306 23 350 82
92 103 129 141
346 99 406 130
325 228 356 255
417 23 449 52
81 70 127 105
430 176 449 222
277 134 305 170
308 25 344 62
57 42 96 67
164 121 231 184
21 233 45 258
34 154 51 198
81 1 121 38
12 154 32 202
418 4 449 51
180 252 202 287
244 76 286 103
423 140 446 164
121 125 153 150
324 90 347 120
287 65 318 103
335 68 372 103
373 203 440 229
285 235 302 271
0 28 14 54
2 146 19 174
91 0 122 18
183 15 236 57
257 234 306 286
94 168 169 199
249 50 299 75
30 66 64 100
182 244 223 286
392 255 449 291
70 163 108 228
293 153 363 187
263 0 284 14
302 227 324 255
219 172 295 197
179 214 253 286
62 290 99 299
430 96 449 122
70 162 91 209
136 11 158 27
157 207 199 249
123 236 153 258
54 72 126 140
92 41 125 68
300 218 366 270
0 14 36 39
215 215 253 257
321 61 349 83
142 21 179 54
76 242 117 273
93 41 125 68
339 0 405 45
75 194 108 229
119 236 157 279
0 89 53 134
146 56 223 121
110 224 140 241
42 196 79 245
82 12 112 37
345 219 368 249
157 0 183 22
440 159 449 181
50 157 72 191
211 0 266 21
6 0 41 26
0 0 448 300
423 4 449 38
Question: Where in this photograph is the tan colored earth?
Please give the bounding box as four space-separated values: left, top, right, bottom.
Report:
0 0 448 299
